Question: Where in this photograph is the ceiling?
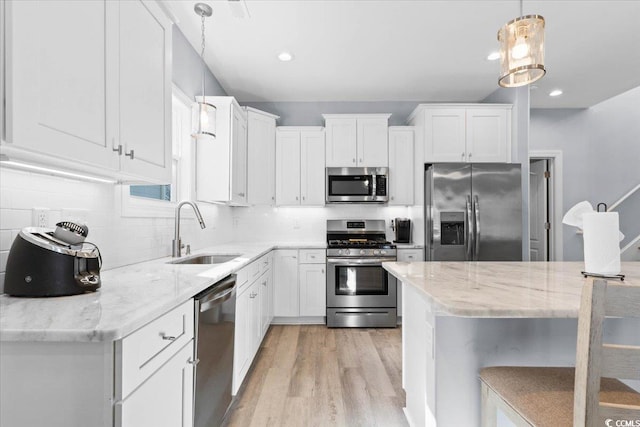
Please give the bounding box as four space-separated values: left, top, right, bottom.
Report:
164 0 640 108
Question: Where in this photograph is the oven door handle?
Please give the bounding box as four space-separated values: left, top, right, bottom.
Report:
327 257 397 265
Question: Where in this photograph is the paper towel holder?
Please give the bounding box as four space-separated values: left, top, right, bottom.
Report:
581 271 625 281
596 203 607 212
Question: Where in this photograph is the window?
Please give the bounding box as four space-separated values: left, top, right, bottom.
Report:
121 87 194 217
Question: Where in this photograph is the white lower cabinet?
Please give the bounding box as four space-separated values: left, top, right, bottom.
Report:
273 249 300 317
298 250 326 317
233 255 273 395
397 249 423 317
115 340 194 427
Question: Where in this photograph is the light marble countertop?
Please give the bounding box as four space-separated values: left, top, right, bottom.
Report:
0 241 325 342
383 261 640 318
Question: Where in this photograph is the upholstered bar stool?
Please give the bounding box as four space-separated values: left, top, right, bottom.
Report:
479 278 640 427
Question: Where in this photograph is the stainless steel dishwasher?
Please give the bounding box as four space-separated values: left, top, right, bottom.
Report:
193 274 236 427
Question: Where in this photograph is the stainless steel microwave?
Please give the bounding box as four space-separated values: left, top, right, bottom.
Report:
326 167 388 203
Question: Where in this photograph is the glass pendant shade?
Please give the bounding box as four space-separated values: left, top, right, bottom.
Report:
498 15 546 87
192 101 216 140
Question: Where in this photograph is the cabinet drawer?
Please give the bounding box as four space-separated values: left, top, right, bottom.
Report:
299 249 326 264
116 299 194 400
236 266 249 290
248 259 261 282
260 252 273 274
397 249 423 262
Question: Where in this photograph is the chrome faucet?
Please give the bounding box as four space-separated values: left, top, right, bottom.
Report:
172 201 206 257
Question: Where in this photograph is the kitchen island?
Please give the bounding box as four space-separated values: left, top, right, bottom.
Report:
382 261 640 427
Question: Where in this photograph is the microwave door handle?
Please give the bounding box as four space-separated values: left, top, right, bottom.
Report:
371 174 376 197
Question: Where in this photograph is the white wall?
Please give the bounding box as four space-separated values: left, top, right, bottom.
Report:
530 86 640 261
0 168 235 292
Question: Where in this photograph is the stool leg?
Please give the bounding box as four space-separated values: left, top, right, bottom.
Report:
481 382 498 427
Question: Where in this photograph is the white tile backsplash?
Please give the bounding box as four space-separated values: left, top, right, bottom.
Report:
0 167 422 293
0 167 236 292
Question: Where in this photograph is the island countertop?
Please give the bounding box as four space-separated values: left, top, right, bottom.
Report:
383 261 640 318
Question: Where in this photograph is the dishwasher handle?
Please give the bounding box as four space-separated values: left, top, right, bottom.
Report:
197 275 237 313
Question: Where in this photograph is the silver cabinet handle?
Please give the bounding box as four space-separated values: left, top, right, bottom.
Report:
359 158 362 163
112 144 122 155
391 196 394 200
461 152 465 160
302 196 305 201
321 269 325 274
125 149 135 159
352 158 356 163
262 281 267 287
295 196 299 201
468 153 472 158
187 358 200 366
160 333 176 341
249 292 257 299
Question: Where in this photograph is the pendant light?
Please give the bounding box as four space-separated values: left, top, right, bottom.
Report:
192 3 216 140
497 0 546 88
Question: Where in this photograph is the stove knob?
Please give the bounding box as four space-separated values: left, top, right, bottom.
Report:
374 249 380 255
381 250 386 255
345 249 350 255
360 249 365 255
338 249 343 255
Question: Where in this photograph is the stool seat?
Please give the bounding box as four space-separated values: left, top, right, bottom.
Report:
480 366 640 427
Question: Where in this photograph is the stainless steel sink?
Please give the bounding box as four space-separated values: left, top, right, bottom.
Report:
168 254 241 265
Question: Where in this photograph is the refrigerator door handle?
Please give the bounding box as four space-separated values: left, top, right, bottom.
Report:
466 195 473 261
474 195 480 261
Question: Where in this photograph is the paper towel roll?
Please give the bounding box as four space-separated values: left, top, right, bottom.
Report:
582 212 621 275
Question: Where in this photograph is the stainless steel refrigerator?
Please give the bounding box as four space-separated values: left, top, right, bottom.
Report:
424 163 522 261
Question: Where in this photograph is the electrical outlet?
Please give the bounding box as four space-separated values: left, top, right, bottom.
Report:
32 208 50 228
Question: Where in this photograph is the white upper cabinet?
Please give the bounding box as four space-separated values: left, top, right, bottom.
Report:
323 114 391 167
245 108 279 205
388 126 416 206
275 127 325 206
408 104 512 163
4 0 172 183
196 97 248 205
116 0 172 183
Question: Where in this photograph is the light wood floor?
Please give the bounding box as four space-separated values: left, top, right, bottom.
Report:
225 325 407 427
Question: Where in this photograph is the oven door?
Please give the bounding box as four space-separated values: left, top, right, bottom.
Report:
326 257 397 308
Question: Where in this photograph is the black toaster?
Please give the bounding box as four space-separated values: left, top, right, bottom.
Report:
4 227 102 297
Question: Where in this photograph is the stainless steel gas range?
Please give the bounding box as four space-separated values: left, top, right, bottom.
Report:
326 219 397 328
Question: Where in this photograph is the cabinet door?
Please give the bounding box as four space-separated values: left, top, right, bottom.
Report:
273 250 299 317
116 340 194 427
233 286 251 394
388 127 415 205
117 0 172 183
275 131 301 205
259 270 273 340
247 112 276 205
299 264 326 317
231 106 248 204
5 0 119 170
300 130 325 206
249 281 261 359
466 108 510 163
424 109 466 162
357 118 388 166
325 118 357 167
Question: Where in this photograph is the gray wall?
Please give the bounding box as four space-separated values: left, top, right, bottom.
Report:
483 86 531 261
172 27 227 98
530 86 640 260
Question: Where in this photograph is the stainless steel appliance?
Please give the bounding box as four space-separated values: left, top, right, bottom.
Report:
4 226 101 297
392 218 411 243
193 275 236 427
326 167 388 203
424 163 522 261
326 219 397 327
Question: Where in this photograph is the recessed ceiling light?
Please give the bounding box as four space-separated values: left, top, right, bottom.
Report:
278 51 293 62
549 89 563 97
487 51 500 61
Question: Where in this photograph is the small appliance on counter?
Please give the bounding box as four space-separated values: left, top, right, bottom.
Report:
392 218 411 243
4 222 102 297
